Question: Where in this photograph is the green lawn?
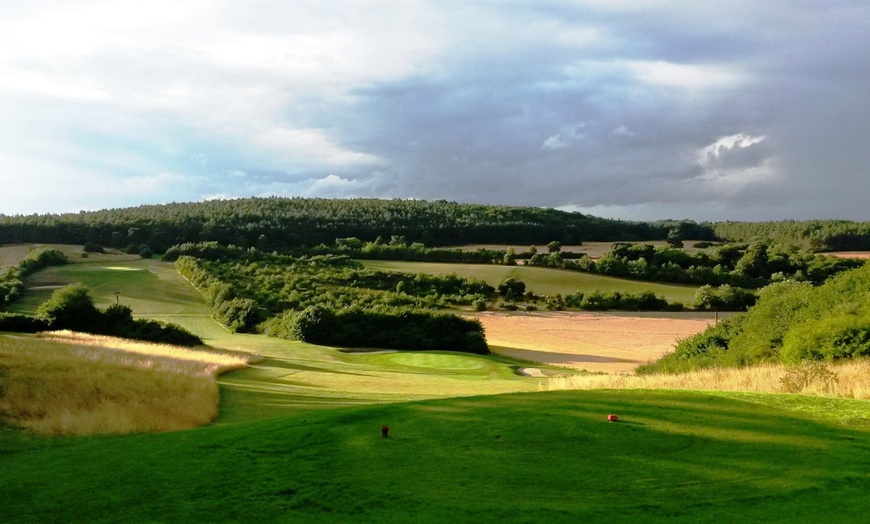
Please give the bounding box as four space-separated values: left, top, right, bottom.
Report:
361 260 700 304
2 390 868 522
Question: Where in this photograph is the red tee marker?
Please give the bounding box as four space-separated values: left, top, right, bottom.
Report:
381 425 390 438
607 414 619 422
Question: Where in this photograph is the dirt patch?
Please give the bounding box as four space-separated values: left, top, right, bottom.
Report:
826 252 870 259
470 311 716 374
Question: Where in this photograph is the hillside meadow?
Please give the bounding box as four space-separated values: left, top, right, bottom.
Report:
360 259 700 304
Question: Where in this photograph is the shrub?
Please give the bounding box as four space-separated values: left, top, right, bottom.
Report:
0 313 49 333
37 283 102 331
34 284 202 346
780 361 838 394
781 314 870 362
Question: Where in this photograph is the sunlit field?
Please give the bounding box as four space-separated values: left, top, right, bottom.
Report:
360 259 700 303
0 333 250 435
472 310 717 373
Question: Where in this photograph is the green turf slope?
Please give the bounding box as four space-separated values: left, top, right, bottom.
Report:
2 390 868 523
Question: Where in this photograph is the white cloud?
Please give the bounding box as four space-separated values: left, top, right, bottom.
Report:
627 60 744 91
695 134 779 191
542 134 569 150
609 125 634 137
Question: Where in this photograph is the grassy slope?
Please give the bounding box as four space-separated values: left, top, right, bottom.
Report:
9 256 539 423
2 390 869 522
4 250 870 521
360 260 699 304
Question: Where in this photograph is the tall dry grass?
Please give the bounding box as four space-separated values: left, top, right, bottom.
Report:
541 360 870 400
0 333 251 435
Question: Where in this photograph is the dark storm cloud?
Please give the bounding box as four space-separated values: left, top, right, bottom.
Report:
1 1 868 220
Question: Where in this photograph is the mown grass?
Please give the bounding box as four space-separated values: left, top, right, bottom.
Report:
360 260 699 304
1 390 868 522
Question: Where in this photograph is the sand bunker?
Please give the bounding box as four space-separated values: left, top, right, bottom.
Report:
470 311 716 374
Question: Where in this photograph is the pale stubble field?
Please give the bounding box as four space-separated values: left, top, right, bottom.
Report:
472 310 718 373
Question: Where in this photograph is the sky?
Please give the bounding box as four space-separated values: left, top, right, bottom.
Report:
1 1 869 221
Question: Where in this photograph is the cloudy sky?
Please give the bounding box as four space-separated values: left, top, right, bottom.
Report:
1 1 868 221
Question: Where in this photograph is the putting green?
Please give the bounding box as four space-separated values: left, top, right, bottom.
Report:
386 352 488 370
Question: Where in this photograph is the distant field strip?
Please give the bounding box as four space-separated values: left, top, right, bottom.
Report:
360 260 699 303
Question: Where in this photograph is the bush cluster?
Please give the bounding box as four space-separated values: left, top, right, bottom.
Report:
261 305 489 354
1 248 67 306
35 283 202 346
643 264 870 374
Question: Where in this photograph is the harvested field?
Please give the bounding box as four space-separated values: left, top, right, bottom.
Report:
471 311 716 373
0 244 34 267
826 251 870 259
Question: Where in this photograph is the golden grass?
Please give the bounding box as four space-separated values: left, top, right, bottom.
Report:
0 333 252 435
540 360 870 399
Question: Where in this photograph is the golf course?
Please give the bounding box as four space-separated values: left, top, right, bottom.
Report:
2 246 870 522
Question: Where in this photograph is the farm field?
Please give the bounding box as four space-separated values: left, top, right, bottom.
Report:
473 310 717 373
827 251 870 259
360 260 700 304
0 244 34 267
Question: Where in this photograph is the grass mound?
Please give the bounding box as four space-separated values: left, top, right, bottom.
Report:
2 390 869 522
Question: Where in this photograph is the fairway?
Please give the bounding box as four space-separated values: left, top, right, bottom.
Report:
2 390 869 522
360 259 699 303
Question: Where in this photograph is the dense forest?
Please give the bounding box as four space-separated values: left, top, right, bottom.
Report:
3 198 870 254
712 220 870 252
0 197 708 250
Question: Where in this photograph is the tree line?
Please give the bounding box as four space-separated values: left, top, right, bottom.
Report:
0 197 707 252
